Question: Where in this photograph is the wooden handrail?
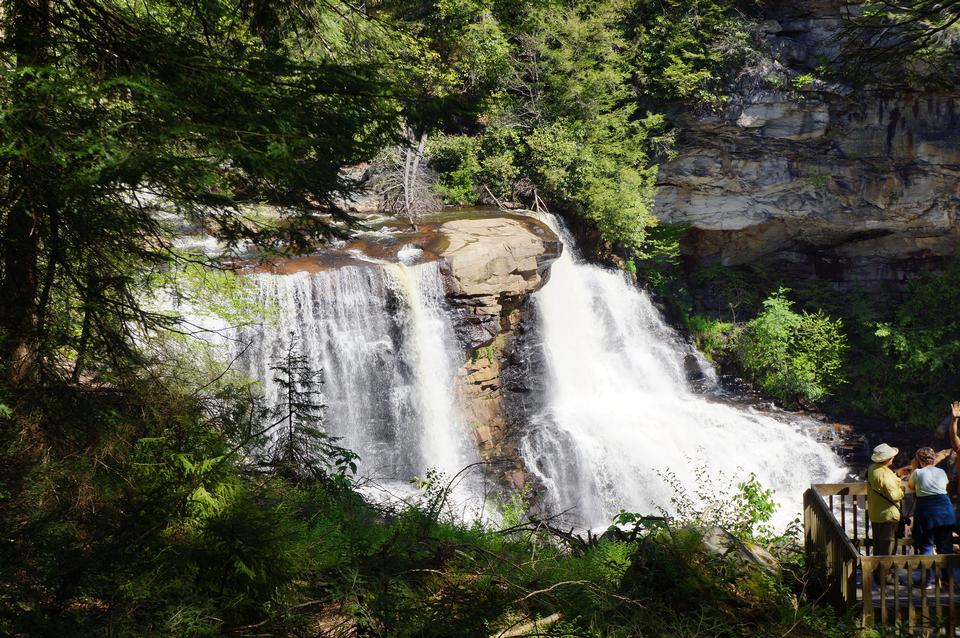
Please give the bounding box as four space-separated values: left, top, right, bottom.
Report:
808 487 860 557
813 483 869 497
804 486 859 608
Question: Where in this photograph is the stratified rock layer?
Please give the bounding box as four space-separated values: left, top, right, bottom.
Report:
654 1 960 291
438 216 561 350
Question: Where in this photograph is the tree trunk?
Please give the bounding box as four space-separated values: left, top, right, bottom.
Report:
0 0 51 385
401 126 427 227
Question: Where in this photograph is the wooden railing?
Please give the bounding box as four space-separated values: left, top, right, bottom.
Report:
804 485 860 608
804 483 960 631
860 553 960 631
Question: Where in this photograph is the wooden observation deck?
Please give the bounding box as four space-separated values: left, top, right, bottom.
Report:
804 483 960 633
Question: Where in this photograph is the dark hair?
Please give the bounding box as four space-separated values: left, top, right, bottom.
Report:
916 447 937 466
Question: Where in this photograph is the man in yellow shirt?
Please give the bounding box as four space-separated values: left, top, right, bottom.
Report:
867 442 905 558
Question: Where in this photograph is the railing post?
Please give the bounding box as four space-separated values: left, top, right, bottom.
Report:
862 556 874 629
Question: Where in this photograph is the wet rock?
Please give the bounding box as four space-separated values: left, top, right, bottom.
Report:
700 526 779 574
684 353 707 382
455 295 548 493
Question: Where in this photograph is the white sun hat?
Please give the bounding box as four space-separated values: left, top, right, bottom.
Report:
871 443 899 463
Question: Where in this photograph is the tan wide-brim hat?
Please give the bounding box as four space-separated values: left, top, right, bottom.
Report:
871 443 899 463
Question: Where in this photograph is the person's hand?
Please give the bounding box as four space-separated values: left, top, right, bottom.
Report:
951 401 960 418
896 466 912 478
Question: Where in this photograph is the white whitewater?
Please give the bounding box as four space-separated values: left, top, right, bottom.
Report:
233 260 479 503
520 216 847 529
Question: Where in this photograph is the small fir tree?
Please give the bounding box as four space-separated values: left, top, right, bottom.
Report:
267 336 357 481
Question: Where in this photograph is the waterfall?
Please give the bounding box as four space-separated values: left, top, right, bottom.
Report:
233 260 479 503
193 209 845 530
519 216 847 529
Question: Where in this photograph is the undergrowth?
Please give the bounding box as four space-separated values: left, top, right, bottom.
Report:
0 375 851 636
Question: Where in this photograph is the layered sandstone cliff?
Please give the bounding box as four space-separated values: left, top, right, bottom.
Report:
654 1 960 292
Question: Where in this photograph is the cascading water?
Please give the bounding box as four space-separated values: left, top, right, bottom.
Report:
519 215 847 529
232 260 479 502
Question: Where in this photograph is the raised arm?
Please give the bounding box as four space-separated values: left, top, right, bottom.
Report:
934 448 953 465
950 402 960 452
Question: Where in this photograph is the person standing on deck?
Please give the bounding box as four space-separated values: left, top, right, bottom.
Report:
868 443 905 560
908 447 956 567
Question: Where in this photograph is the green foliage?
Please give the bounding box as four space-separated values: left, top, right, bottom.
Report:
732 474 780 543
658 464 782 543
383 0 757 253
497 483 534 530
764 74 785 88
428 132 521 204
684 314 739 363
0 0 415 386
266 339 358 481
428 134 483 203
627 0 761 107
737 288 847 406
848 263 960 426
683 259 960 426
689 262 777 321
842 1 960 88
476 0 668 252
685 280 848 408
155 262 274 330
791 73 816 89
0 363 841 637
808 172 830 188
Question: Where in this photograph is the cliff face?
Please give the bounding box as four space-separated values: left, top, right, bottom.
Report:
655 2 960 292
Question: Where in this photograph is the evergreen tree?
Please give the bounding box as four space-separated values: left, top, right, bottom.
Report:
0 0 404 386
267 336 357 480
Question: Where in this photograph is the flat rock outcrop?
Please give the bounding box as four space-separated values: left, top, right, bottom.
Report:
438 216 561 349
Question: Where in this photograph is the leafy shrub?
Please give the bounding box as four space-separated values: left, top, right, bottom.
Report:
428 134 483 204
628 0 761 107
738 288 847 406
657 463 782 543
867 264 960 425
791 73 815 89
688 262 777 320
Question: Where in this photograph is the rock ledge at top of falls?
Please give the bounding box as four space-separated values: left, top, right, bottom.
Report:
249 211 562 351
437 216 561 350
